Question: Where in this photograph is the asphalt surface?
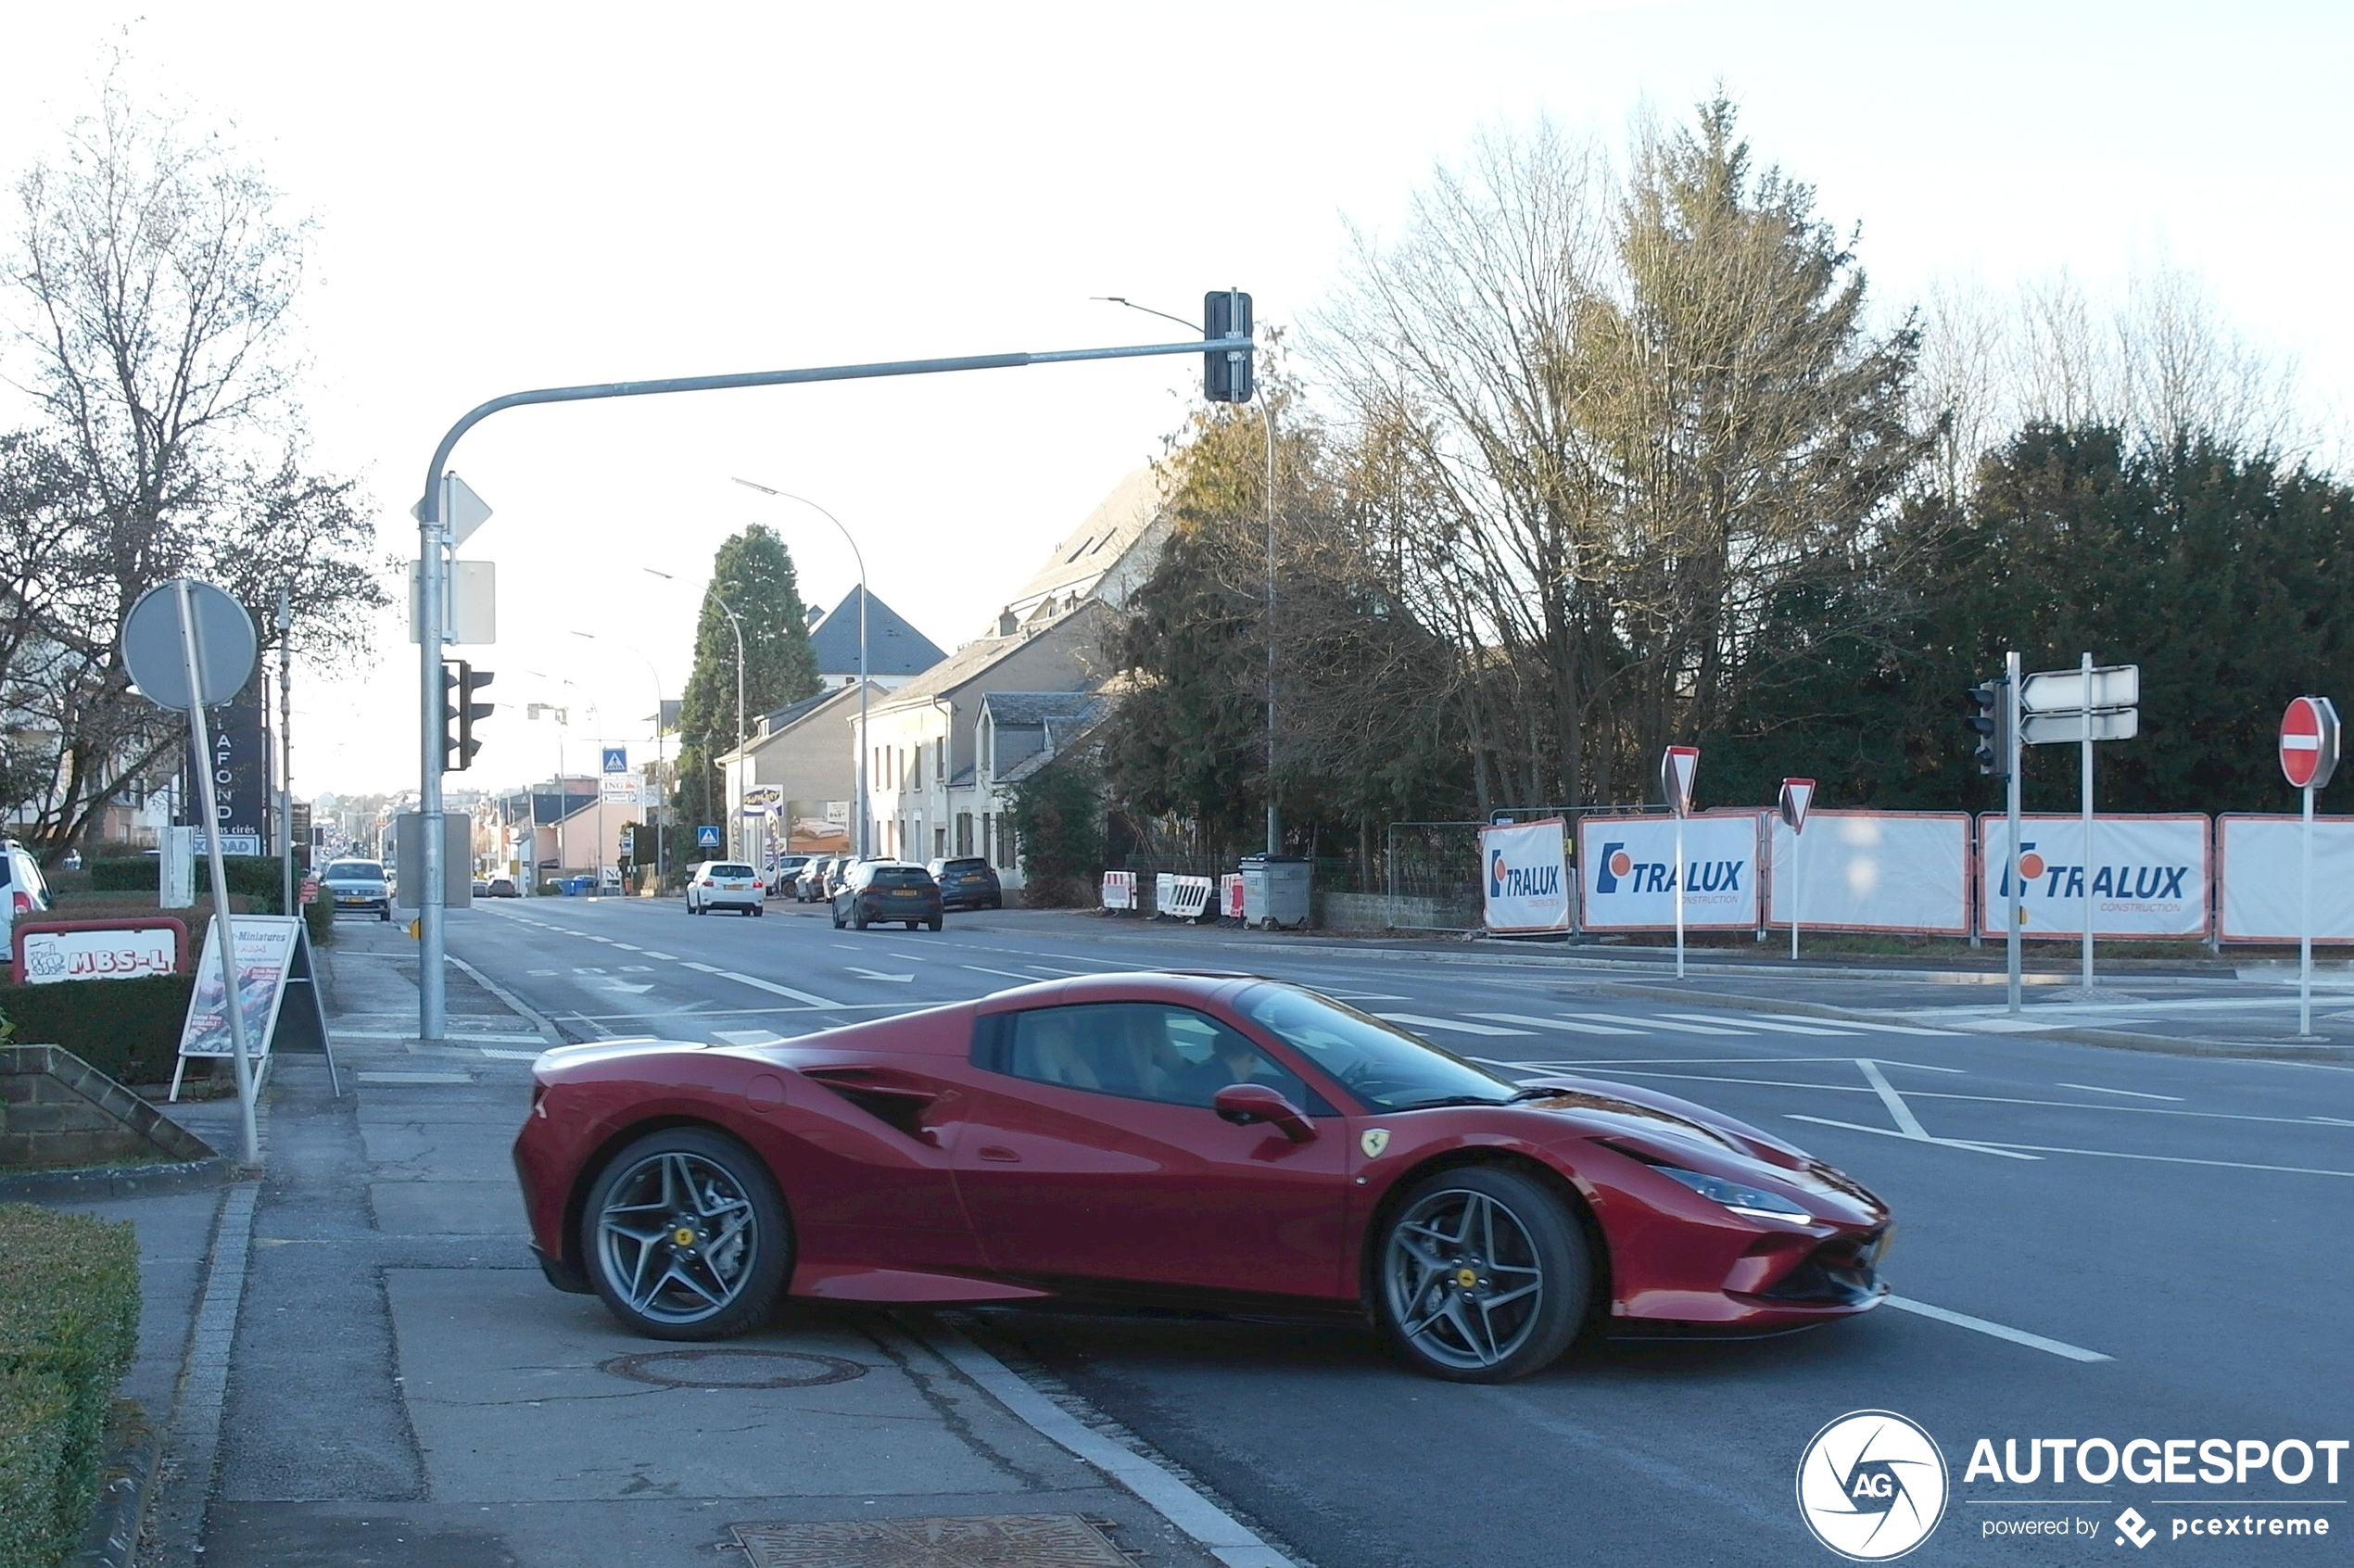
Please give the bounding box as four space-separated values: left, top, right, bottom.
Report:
427 894 2353 1567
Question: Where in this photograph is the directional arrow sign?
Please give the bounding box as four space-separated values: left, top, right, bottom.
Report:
2020 709 2138 746
2019 664 2139 715
2281 696 2341 790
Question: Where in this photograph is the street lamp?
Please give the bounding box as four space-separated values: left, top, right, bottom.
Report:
571 629 668 889
643 567 745 860
730 478 870 860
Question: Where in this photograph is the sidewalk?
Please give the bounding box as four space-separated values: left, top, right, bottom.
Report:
133 917 1284 1568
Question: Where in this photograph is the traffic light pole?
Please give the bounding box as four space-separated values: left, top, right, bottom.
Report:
2006 650 2023 1015
411 330 1253 1044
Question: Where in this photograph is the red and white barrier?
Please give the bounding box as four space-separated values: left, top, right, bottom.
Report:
1100 870 1138 911
1220 873 1245 920
1977 814 2209 940
1767 812 1970 936
2217 815 2354 942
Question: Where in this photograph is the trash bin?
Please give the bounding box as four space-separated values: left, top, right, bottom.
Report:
1238 854 1311 930
561 875 593 897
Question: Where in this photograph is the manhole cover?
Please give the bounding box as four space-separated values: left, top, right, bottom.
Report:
599 1348 865 1389
731 1514 1130 1567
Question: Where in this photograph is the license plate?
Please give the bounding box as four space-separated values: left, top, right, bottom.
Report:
891 889 918 898
725 882 747 890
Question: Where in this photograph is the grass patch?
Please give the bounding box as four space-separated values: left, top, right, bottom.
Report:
0 1204 138 1568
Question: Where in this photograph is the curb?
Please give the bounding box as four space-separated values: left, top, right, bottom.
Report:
68 1400 158 1568
1588 980 2354 1064
0 1156 233 1203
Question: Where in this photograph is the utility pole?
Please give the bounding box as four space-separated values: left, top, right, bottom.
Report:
1264 388 1279 857
277 587 294 917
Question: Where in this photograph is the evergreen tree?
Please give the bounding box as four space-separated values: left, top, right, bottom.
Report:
673 525 821 843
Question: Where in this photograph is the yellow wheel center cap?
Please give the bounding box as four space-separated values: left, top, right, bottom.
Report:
672 1226 697 1247
1456 1267 1479 1290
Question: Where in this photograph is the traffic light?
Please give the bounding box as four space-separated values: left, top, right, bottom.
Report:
1964 677 2011 778
1204 289 1254 403
443 662 495 771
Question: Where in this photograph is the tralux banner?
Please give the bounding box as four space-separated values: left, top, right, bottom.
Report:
1480 817 1571 934
1977 814 2210 940
1576 815 1760 931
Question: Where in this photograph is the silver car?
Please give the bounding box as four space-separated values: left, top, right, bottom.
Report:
319 858 393 921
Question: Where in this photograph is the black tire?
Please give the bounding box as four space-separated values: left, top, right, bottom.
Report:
830 907 843 929
1375 1165 1589 1383
752 904 764 917
378 905 390 922
853 909 868 930
578 1126 791 1341
927 917 943 931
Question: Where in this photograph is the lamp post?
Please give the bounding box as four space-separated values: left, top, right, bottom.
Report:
571 629 669 890
644 568 745 861
275 587 295 915
730 479 870 860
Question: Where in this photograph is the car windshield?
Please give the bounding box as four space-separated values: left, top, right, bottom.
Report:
1237 983 1517 1111
323 862 384 880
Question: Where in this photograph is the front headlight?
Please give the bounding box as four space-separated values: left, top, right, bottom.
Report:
1656 1165 1813 1223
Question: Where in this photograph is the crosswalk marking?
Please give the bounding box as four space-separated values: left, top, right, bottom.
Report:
1466 1012 1645 1036
1660 1012 1862 1038
1376 1012 1536 1037
1564 1011 1750 1036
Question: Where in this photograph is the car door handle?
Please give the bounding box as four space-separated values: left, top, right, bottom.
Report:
976 1144 1021 1163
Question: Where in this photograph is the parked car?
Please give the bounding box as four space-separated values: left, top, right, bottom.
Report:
686 861 765 916
927 856 1002 912
471 877 490 898
487 876 520 898
0 841 52 946
319 858 393 921
794 856 839 904
766 854 811 899
832 860 943 931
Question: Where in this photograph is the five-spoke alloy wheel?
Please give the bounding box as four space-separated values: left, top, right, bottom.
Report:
580 1127 791 1340
1377 1165 1588 1382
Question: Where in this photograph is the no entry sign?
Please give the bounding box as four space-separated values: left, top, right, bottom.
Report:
2281 697 2341 790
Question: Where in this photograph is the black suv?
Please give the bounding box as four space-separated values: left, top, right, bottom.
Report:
832 861 943 931
926 856 1003 912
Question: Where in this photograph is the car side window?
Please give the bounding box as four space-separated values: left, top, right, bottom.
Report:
978 1003 1323 1112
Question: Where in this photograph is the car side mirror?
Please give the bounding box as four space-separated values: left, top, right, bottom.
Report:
1213 1083 1316 1143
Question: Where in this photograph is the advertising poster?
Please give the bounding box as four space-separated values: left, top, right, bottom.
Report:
177 916 299 1059
1977 814 2209 939
14 921 184 984
2217 815 2354 942
1766 812 1971 936
1482 818 1572 933
787 800 853 854
1576 814 1759 930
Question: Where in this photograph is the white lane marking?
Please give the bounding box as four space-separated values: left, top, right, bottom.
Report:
642 951 677 960
1788 1115 2043 1160
1882 1296 2112 1363
610 942 642 952
1664 1012 1864 1038
1831 1020 1967 1037
571 967 607 975
1578 1068 1877 1094
1025 964 1107 976
847 967 915 982
683 962 723 973
1566 1011 1750 1036
332 1030 548 1044
2313 1116 2354 1127
712 1029 787 1046
1952 1140 2354 1179
964 964 1041 981
1512 1055 1963 1070
2056 1081 2183 1102
528 968 558 976
479 1048 543 1060
1856 1057 1929 1138
913 1321 1297 1568
1467 1012 1646 1036
1324 993 1409 1002
719 971 845 1007
357 1071 475 1085
1376 1012 1536 1037
598 981 653 994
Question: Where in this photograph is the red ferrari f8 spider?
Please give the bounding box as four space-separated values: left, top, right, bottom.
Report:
513 973 1892 1382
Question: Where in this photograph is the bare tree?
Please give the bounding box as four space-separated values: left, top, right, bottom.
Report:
2 74 383 854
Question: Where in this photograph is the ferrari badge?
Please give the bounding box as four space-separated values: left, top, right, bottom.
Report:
1360 1129 1390 1158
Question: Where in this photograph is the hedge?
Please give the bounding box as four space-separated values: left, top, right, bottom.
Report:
84 856 286 915
0 1205 138 1568
0 977 194 1087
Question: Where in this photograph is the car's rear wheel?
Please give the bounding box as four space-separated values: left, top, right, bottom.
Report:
927 917 943 931
1377 1165 1588 1383
580 1127 790 1341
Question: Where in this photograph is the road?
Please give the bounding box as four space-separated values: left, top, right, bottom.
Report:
434 894 2353 1566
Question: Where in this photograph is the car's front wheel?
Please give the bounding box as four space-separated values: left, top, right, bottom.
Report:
1376 1165 1589 1383
580 1127 791 1341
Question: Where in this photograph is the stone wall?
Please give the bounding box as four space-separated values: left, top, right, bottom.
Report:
0 1045 217 1170
1313 891 1478 932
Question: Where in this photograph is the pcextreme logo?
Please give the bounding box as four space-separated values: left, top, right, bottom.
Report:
1796 1410 1950 1562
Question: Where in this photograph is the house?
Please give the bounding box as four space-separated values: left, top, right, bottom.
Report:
950 690 1110 872
715 680 885 860
806 587 945 692
853 465 1171 885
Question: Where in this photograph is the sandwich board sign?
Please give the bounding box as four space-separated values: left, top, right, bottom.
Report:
171 916 338 1101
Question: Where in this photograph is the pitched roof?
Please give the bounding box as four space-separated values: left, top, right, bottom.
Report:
808 587 945 679
981 690 1102 726
998 468 1166 621
873 599 1110 714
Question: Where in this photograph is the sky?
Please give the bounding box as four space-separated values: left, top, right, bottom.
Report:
5 1 2348 798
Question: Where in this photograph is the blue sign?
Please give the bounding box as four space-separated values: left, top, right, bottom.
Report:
696 825 721 849
601 745 628 774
